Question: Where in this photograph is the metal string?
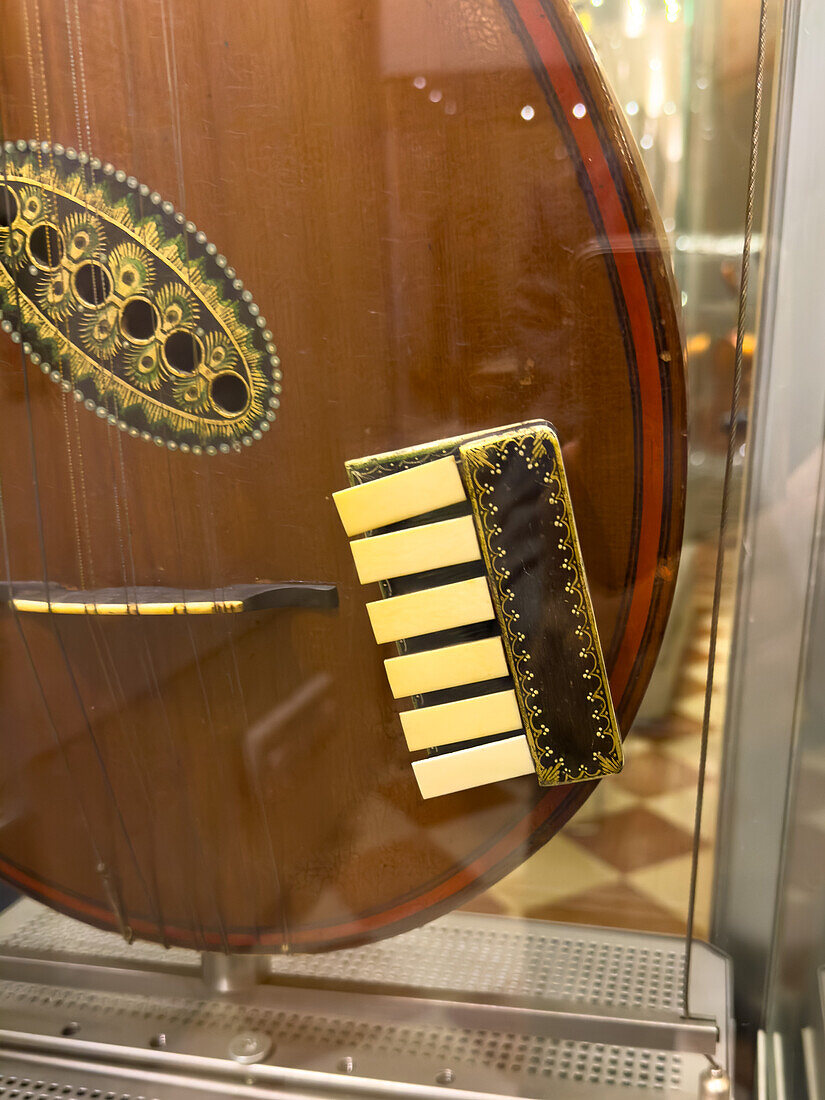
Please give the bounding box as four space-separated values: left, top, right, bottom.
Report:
161 1 290 950
60 0 175 947
31 0 122 887
147 0 235 952
63 0 211 940
104 0 232 952
8 0 137 930
63 0 134 605
26 0 168 944
198 459 291 949
35 0 169 940
0 477 133 936
67 0 211 952
158 0 277 947
3 0 132 926
27 3 87 591
95 0 217 954
682 0 769 1020
38 0 167 939
0 158 143 941
12 0 167 942
0 58 132 931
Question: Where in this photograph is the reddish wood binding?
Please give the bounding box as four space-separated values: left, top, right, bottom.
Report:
0 0 685 951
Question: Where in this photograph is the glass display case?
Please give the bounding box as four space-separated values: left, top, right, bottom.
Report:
0 0 818 1097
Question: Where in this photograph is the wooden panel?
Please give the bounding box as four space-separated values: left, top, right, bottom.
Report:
0 0 687 950
349 515 481 585
412 735 534 799
333 456 466 536
366 576 494 644
384 636 508 698
400 689 522 751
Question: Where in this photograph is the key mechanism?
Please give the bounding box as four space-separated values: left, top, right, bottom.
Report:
334 420 623 799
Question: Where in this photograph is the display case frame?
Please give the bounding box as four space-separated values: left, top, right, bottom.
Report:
0 898 732 1100
1 0 815 1094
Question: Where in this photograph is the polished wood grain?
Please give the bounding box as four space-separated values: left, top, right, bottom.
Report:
0 0 686 950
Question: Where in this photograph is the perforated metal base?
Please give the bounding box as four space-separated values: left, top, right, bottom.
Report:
0 900 733 1099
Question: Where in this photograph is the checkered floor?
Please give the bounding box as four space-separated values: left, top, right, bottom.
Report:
463 541 733 939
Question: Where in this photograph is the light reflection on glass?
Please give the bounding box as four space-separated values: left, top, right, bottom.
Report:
625 0 646 38
572 102 587 119
666 128 683 162
646 67 665 116
521 104 535 121
665 0 681 22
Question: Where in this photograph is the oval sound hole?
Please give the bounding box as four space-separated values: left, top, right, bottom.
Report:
164 330 201 374
30 224 64 269
0 188 17 228
212 372 249 414
121 298 157 341
75 261 112 306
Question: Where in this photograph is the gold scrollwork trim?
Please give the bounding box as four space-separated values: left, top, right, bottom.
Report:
0 148 279 448
20 176 251 373
460 425 622 786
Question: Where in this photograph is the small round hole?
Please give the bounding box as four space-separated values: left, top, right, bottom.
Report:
163 329 201 374
29 224 63 269
211 372 249 415
74 261 112 306
0 188 17 228
60 1022 80 1037
121 298 157 342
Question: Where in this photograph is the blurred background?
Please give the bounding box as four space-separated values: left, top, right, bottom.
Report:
463 0 774 939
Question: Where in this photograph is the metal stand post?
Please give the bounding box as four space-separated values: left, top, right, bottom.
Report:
0 899 734 1099
201 951 269 993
